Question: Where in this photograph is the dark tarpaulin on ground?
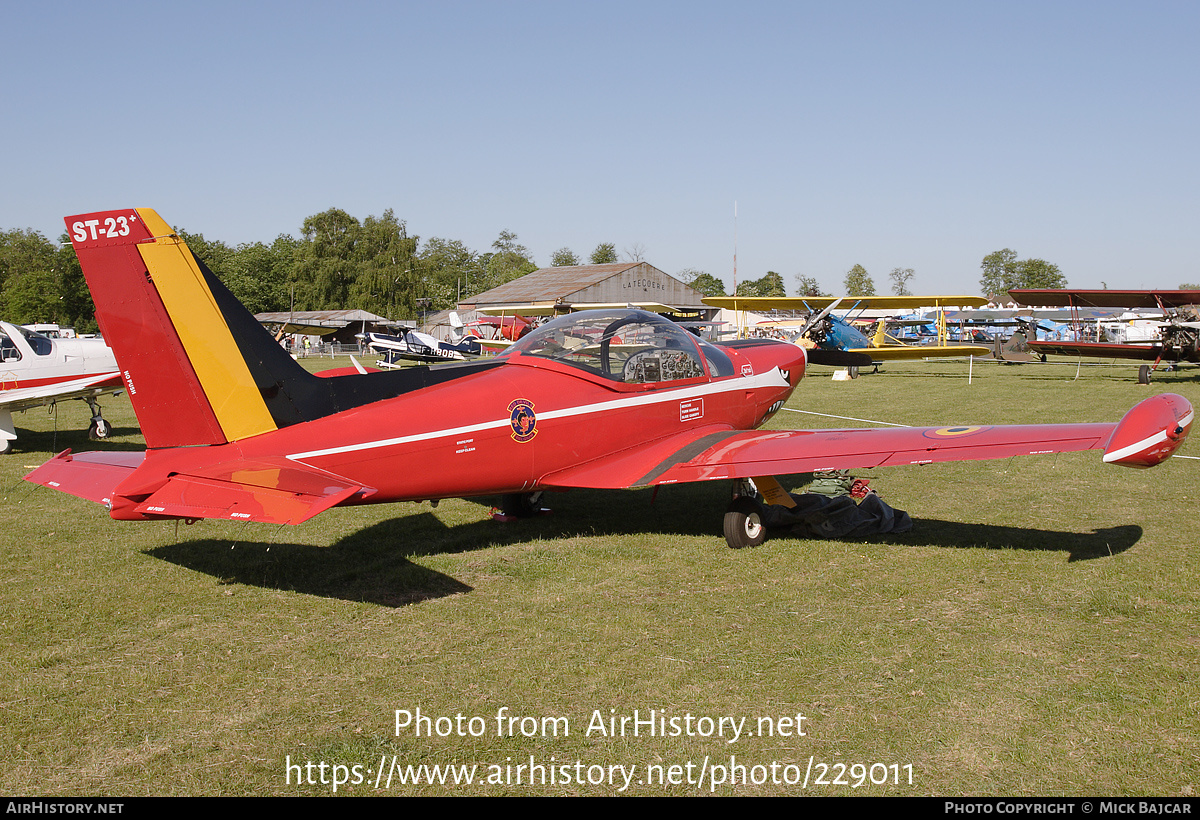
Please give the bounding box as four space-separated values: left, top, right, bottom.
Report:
760 493 912 539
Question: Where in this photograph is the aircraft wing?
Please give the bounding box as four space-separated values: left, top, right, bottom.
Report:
704 295 989 311
26 451 371 525
0 372 123 413
846 344 991 361
1010 289 1200 310
539 393 1192 489
1026 341 1162 361
266 322 340 337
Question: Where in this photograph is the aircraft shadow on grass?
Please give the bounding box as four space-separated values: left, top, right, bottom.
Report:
145 487 731 607
147 512 475 608
146 482 1142 606
21 425 145 453
831 520 1143 563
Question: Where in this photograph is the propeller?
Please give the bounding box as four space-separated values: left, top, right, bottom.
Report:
795 298 843 339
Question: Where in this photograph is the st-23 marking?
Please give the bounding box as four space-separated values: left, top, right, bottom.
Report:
70 215 135 243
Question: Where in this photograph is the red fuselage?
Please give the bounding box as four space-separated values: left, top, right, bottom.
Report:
111 337 807 517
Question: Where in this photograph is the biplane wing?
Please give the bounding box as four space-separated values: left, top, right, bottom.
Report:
1026 341 1163 361
1010 289 1200 380
842 343 990 361
1010 289 1200 310
705 296 989 311
703 296 991 362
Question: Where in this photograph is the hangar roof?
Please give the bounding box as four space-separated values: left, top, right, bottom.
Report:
460 262 708 310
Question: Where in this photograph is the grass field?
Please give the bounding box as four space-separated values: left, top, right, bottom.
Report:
1 356 1196 796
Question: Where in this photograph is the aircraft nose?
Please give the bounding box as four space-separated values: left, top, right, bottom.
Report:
746 340 806 386
785 343 807 385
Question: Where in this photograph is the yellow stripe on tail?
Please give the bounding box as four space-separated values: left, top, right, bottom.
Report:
134 209 277 442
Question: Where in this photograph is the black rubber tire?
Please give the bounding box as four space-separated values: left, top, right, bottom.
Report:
848 365 859 379
501 492 542 518
1137 365 1151 385
723 497 766 549
89 418 111 440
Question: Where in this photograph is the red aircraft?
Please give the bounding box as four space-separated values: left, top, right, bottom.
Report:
1010 289 1200 384
25 210 1194 548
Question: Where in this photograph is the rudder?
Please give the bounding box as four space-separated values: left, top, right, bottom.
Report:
66 208 279 448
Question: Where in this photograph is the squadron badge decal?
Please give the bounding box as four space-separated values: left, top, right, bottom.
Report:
509 398 538 442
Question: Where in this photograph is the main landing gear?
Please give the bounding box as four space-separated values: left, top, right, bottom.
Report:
723 478 767 549
86 397 111 441
723 496 766 549
495 491 548 521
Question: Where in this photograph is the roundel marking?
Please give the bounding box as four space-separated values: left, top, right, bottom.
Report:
922 425 990 440
509 398 537 442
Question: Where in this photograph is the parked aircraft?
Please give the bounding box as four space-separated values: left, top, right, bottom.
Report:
362 327 482 366
0 321 122 454
704 296 992 376
1010 289 1200 383
25 210 1193 549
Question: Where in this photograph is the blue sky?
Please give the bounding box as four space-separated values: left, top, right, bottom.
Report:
3 1 1197 295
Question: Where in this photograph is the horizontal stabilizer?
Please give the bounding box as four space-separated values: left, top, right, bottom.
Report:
133 474 363 524
28 449 372 524
24 450 145 505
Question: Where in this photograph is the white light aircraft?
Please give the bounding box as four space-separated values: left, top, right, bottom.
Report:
0 321 122 453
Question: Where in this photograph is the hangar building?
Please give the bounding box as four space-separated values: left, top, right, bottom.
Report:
456 262 713 316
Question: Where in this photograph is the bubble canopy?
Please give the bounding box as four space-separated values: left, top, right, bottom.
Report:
498 309 735 383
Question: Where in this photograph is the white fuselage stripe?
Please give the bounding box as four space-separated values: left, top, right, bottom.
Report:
285 368 790 462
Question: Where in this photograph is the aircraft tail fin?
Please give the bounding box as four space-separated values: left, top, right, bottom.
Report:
65 208 506 452
65 209 310 448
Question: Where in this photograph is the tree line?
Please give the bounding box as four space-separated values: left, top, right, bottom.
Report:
686 249 1074 302
6 206 1138 331
0 209 634 330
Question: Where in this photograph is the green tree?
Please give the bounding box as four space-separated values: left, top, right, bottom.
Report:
979 249 1066 295
175 228 297 316
550 247 580 266
589 243 618 264
176 230 235 275
1179 282 1200 290
0 267 60 323
1016 258 1066 290
843 264 875 296
294 208 362 309
889 267 915 296
794 274 828 297
0 228 82 325
979 248 1019 296
55 236 95 331
475 230 536 295
420 237 483 309
350 209 419 319
0 229 56 290
677 267 726 297
736 271 786 297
